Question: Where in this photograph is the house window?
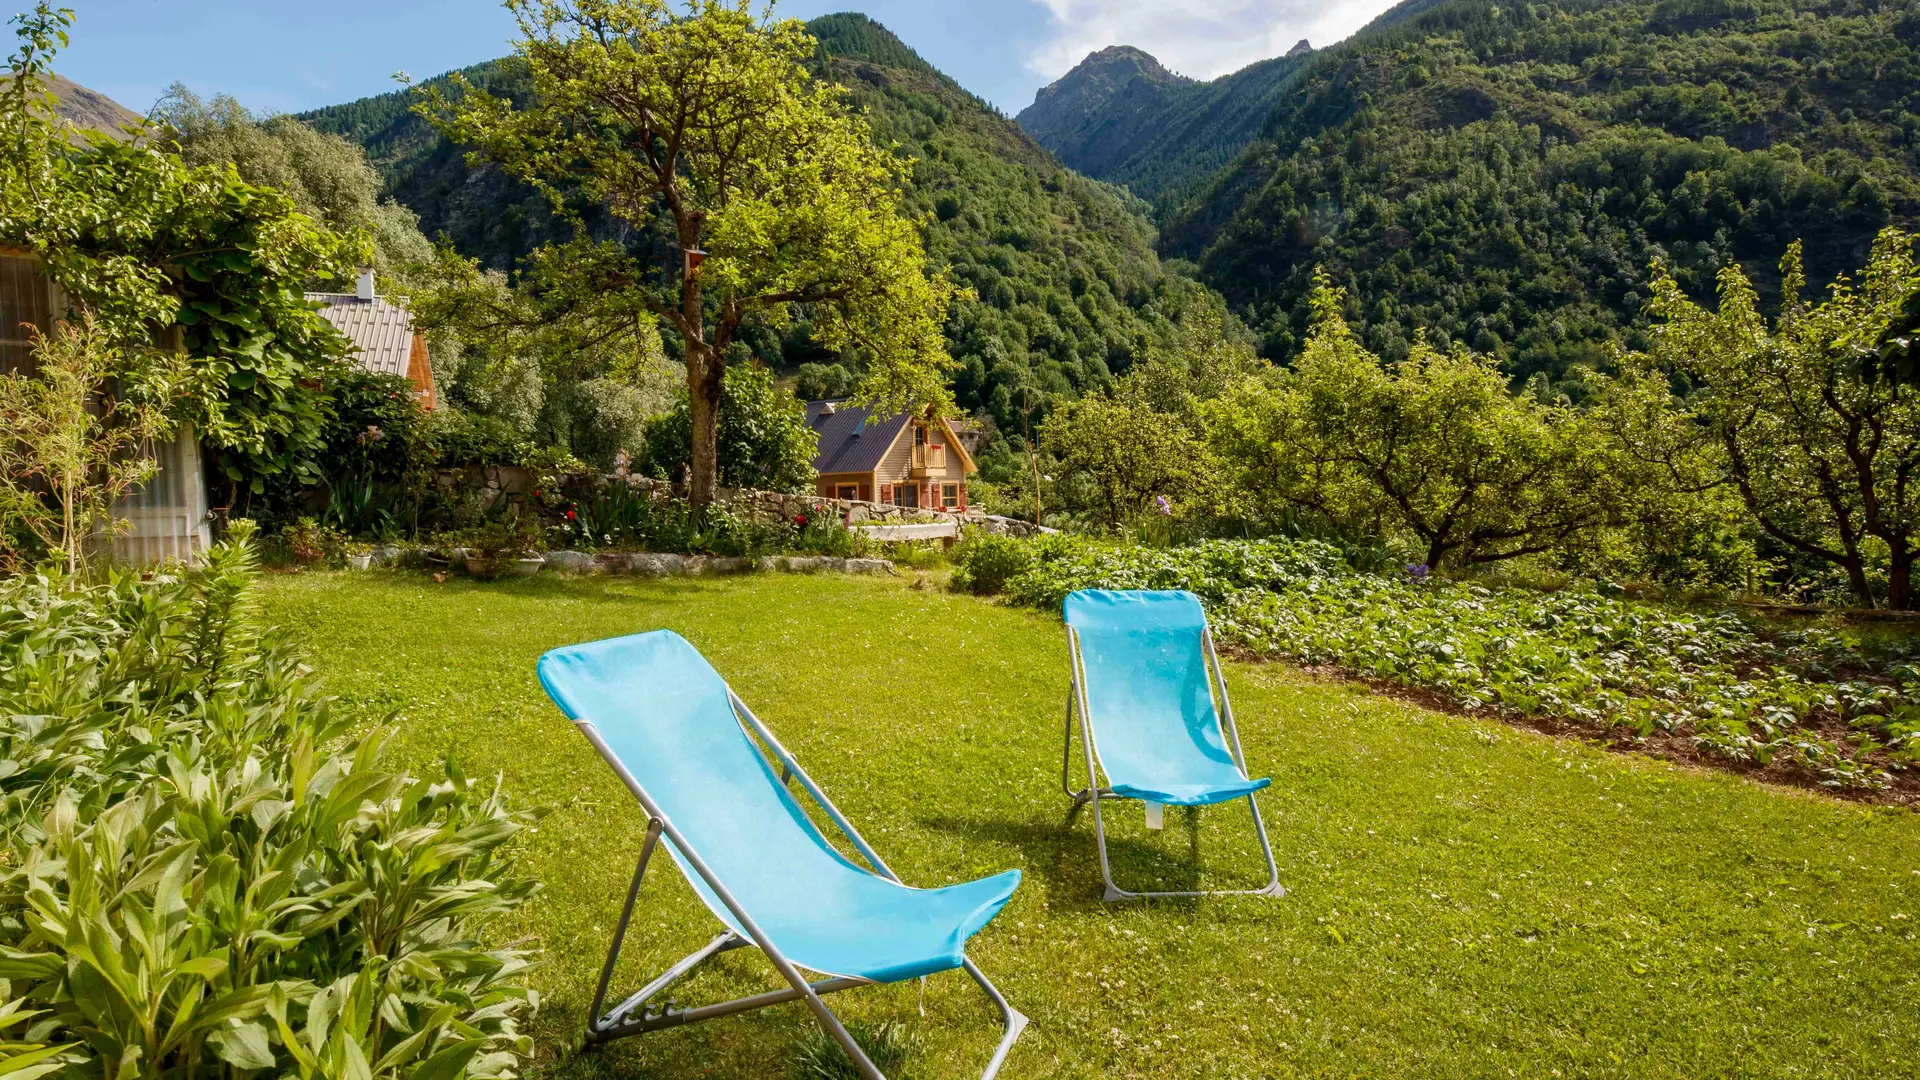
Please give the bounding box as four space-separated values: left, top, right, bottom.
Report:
895 483 918 509
941 483 959 509
835 484 857 501
0 255 52 374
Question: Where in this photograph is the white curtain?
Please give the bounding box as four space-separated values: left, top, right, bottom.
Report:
112 424 212 565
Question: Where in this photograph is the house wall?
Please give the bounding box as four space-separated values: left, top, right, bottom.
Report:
407 331 437 410
816 472 873 502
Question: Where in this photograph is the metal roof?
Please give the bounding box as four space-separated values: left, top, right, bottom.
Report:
306 293 416 377
806 400 909 476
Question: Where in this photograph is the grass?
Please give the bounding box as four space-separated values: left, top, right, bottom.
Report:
261 570 1920 1079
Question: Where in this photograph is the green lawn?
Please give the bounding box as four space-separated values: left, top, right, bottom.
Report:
262 570 1920 1080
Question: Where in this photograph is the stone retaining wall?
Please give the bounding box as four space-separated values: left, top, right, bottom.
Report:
367 544 893 578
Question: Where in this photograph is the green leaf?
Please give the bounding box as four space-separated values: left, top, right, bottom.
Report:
207 1021 276 1070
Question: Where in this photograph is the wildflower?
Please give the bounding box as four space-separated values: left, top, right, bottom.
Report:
364 424 384 443
1406 563 1430 581
794 513 809 527
532 490 542 498
1155 495 1172 516
566 509 576 520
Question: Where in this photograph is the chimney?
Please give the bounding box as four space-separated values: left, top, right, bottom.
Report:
355 267 376 302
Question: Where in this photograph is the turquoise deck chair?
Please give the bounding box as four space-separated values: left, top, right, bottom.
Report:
1061 590 1284 901
538 630 1027 1079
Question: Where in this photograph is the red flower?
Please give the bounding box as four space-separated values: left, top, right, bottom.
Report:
532 490 542 498
566 509 576 520
793 513 808 527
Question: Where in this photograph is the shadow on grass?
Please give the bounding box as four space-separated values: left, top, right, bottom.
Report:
917 802 1233 905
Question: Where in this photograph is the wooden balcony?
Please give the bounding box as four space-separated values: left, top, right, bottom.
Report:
910 444 946 478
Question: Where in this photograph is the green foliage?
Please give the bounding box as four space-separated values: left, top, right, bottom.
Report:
992 536 1920 787
0 524 540 1079
1608 229 1920 608
0 315 166 573
1205 270 1625 569
637 363 817 494
948 529 1035 595
1154 0 1920 384
156 86 434 285
2 7 365 502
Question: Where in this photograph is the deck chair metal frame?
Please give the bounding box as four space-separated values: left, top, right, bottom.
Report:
575 687 1026 1080
1062 619 1284 901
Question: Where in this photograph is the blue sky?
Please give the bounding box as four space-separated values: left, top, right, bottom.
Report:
47 0 1399 118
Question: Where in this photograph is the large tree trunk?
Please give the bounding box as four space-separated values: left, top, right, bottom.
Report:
1844 554 1877 609
1889 546 1914 611
686 343 725 509
1423 536 1451 573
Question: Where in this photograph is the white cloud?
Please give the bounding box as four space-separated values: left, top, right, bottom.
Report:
1027 0 1403 83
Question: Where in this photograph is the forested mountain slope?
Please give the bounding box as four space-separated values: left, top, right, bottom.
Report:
1016 44 1316 213
302 13 1199 431
1160 0 1920 382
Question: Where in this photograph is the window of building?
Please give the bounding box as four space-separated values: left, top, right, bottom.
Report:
895 483 918 508
0 255 53 374
941 483 959 509
835 484 857 501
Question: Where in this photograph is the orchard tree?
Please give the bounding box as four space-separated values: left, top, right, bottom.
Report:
1613 232 1920 609
426 0 959 507
1207 271 1620 570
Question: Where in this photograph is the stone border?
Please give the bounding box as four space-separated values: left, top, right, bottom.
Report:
366 545 894 578
542 550 894 576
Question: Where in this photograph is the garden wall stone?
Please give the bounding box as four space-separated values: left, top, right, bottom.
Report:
535 550 896 578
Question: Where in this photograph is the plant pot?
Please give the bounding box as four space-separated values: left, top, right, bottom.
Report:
509 556 546 577
465 556 490 576
348 553 372 571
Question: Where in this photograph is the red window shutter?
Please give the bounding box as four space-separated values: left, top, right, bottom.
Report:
879 483 891 504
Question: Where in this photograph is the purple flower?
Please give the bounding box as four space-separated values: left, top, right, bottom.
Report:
1406 563 1430 581
1154 495 1172 516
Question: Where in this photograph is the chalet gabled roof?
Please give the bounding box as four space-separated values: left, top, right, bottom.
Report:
805 399 909 475
306 293 416 377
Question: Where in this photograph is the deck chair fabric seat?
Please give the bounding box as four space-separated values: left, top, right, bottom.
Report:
537 630 1021 983
1064 590 1273 807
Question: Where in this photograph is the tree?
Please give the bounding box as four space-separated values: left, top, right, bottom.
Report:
1208 270 1620 570
638 360 816 493
425 0 958 507
155 86 433 283
1611 231 1920 609
1039 386 1213 528
0 317 168 571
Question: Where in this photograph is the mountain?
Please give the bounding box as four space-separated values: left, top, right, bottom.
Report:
1016 45 1315 213
1031 0 1920 386
302 14 1201 434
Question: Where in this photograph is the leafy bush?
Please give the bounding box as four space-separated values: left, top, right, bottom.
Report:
636 363 817 494
994 537 1920 787
950 530 1035 595
0 523 540 1078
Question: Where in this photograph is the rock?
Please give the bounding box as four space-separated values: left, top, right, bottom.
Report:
544 550 598 574
369 544 402 567
843 558 893 575
626 553 686 576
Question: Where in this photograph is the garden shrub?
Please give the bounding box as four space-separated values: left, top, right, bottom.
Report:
0 523 540 1078
994 537 1920 788
950 530 1034 595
